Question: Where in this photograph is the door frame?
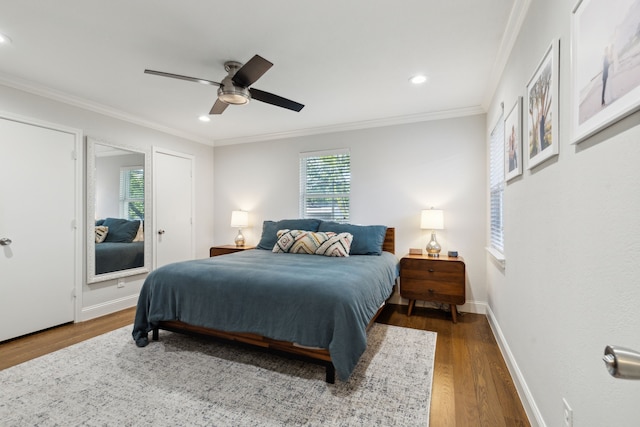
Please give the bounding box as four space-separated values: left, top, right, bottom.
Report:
0 110 83 322
152 147 196 269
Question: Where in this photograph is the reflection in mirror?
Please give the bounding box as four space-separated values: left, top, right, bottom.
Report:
87 138 151 283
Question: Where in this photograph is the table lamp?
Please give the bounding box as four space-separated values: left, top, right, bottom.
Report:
420 208 444 257
230 210 249 247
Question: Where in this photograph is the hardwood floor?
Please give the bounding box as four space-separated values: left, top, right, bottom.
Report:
376 304 530 427
0 307 136 370
0 304 529 426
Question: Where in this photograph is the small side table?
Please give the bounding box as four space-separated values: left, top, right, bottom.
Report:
209 245 255 257
399 254 466 323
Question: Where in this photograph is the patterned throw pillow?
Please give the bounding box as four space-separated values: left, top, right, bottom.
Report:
95 225 109 243
132 222 144 242
273 229 353 257
315 232 354 257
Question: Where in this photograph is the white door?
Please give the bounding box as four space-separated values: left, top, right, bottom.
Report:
0 117 77 342
154 149 194 268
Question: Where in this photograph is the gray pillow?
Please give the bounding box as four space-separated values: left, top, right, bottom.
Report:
256 219 322 250
103 218 141 243
318 222 387 255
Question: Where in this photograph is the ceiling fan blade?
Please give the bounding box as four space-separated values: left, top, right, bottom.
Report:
232 55 273 88
249 88 304 112
144 69 221 87
210 99 229 115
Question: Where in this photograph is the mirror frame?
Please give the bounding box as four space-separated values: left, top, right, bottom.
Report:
86 137 152 283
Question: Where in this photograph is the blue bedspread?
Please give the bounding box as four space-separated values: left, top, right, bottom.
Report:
95 241 144 275
132 249 398 381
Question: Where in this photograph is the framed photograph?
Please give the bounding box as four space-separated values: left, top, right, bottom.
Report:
504 97 523 181
571 0 640 144
526 39 559 169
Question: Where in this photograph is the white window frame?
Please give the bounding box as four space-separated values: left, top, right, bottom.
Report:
488 114 506 266
119 166 145 221
299 149 350 223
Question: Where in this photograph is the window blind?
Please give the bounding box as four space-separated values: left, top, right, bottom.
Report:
299 149 350 223
489 115 504 254
120 166 145 221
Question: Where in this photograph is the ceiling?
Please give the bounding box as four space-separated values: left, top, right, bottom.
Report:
0 1 523 146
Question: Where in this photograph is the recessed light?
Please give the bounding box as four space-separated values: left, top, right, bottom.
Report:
410 75 427 85
0 33 12 45
198 115 211 122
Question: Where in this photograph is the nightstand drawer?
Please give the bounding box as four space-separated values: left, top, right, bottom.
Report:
400 258 463 278
400 277 465 304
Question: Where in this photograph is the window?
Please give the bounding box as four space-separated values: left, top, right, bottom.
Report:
489 115 504 255
120 166 144 221
299 149 350 223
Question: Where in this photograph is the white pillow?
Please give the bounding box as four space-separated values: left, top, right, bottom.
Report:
95 225 109 243
273 229 352 257
132 222 144 242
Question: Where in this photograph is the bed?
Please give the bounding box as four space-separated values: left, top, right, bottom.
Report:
95 241 144 274
95 217 144 275
132 220 398 383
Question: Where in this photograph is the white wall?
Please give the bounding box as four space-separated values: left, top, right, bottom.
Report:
487 1 640 426
95 153 144 219
213 115 488 310
0 84 214 321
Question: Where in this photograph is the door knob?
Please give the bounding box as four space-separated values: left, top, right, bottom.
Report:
158 229 165 235
0 238 12 246
603 345 640 379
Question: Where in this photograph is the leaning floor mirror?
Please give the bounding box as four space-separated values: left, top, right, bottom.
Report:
86 137 152 283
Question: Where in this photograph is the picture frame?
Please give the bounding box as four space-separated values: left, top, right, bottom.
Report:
571 0 640 144
526 39 559 169
504 96 523 181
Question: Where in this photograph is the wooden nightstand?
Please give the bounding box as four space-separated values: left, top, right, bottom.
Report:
209 245 255 257
399 254 466 323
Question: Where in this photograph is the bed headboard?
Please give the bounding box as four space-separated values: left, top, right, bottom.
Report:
383 227 395 254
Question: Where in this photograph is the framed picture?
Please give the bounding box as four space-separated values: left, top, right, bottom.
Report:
526 39 559 169
571 0 640 144
504 97 523 181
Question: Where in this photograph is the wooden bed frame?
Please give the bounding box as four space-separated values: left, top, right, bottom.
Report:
152 227 396 384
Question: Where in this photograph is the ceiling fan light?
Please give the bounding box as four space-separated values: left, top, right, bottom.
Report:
218 86 250 105
219 93 250 105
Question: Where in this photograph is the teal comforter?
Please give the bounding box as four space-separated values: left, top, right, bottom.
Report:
132 249 398 381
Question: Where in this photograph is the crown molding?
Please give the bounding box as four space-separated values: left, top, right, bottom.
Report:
0 75 213 146
481 0 532 110
0 74 486 148
213 105 486 146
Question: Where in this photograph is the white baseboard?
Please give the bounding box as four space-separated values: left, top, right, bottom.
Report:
79 294 138 322
388 292 487 315
485 305 545 427
459 299 486 314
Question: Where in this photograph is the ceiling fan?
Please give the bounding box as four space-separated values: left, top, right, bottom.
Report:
144 54 304 115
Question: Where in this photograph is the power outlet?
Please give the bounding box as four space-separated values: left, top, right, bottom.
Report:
117 278 125 288
562 398 573 427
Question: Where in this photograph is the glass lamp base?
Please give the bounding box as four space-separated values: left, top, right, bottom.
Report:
426 231 441 257
234 229 245 247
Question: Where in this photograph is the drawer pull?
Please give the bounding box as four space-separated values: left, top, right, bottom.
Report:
428 289 435 293
428 269 435 272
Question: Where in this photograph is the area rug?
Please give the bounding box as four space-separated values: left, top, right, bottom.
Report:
0 323 436 426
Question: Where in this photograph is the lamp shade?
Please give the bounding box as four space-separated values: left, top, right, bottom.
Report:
230 210 249 228
420 209 444 230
